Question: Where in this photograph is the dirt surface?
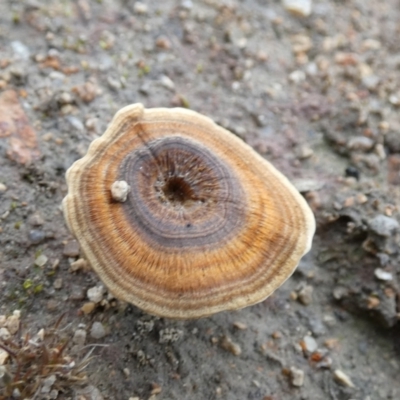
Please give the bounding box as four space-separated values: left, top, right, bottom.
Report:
1 0 400 399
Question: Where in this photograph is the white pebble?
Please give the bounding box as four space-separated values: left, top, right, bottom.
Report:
0 348 9 365
289 70 306 83
333 369 355 388
374 268 393 281
111 180 130 202
290 366 305 387
41 375 56 393
90 322 106 339
87 285 105 303
134 2 148 14
283 0 312 17
303 335 318 352
160 75 175 90
73 328 87 346
35 254 48 267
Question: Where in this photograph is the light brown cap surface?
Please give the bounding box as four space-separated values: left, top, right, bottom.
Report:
62 103 315 319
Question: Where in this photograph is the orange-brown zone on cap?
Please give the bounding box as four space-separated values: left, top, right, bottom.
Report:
63 104 315 319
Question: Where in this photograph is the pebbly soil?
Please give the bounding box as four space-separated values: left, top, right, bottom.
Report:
1 0 400 399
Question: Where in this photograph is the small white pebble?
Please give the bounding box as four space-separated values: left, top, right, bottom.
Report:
290 366 305 387
298 285 313 305
90 322 106 339
35 254 48 267
41 374 56 393
374 268 393 281
0 327 11 341
53 278 63 290
73 328 87 346
160 75 175 90
111 180 130 202
302 335 317 352
283 0 312 17
289 70 306 83
220 335 242 356
6 315 20 335
134 2 148 14
333 369 355 388
0 183 7 193
0 348 9 365
87 285 105 303
36 328 45 341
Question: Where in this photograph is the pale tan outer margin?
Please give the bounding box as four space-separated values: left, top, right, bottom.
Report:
62 103 316 319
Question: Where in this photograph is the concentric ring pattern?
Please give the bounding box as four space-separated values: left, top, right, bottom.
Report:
62 103 315 319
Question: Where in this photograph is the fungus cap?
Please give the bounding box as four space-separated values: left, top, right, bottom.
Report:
62 103 315 319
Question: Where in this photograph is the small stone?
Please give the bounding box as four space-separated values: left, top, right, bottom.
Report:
356 193 368 204
159 328 183 344
75 385 104 400
160 75 175 90
90 322 106 339
29 229 45 244
81 302 96 314
63 240 80 257
72 82 101 103
220 335 242 356
389 94 400 106
111 181 130 202
362 75 380 91
232 321 247 330
292 179 324 193
69 286 86 301
134 2 148 14
107 76 122 90
155 36 171 50
289 70 306 83
47 299 59 312
0 348 9 365
53 278 63 289
296 145 313 159
73 328 87 346
347 136 374 152
374 268 393 281
368 215 399 237
272 331 283 339
35 254 48 267
298 285 313 305
66 116 84 132
0 328 10 340
0 183 7 193
41 374 56 393
87 285 105 303
302 335 318 353
0 315 5 327
333 369 355 388
11 41 30 59
283 0 312 17
290 366 305 387
28 213 44 226
151 383 162 395
6 315 19 335
123 367 130 377
70 258 89 272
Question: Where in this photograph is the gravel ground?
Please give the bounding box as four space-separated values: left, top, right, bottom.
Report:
1 1 400 399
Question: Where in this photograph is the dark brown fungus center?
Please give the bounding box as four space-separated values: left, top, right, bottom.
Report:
161 175 195 205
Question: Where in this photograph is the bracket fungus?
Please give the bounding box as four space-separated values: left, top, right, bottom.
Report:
62 103 315 319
